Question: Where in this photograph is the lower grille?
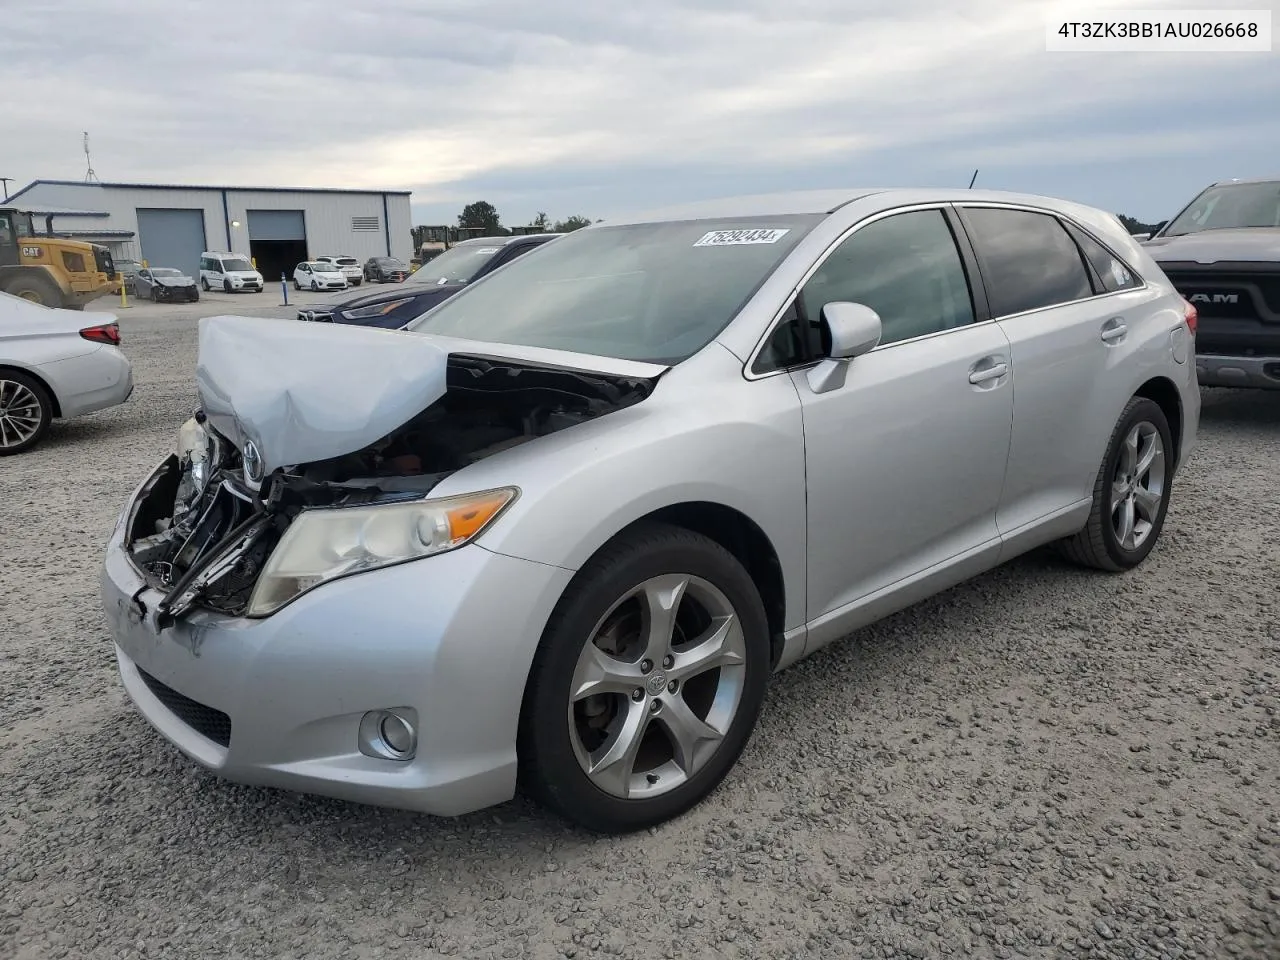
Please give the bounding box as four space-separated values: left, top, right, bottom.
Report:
137 667 232 747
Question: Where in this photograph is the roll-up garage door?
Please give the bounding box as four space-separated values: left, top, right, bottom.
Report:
246 210 306 241
136 208 207 279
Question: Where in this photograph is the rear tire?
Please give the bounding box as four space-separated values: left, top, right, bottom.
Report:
0 370 54 455
1058 397 1173 572
519 522 771 834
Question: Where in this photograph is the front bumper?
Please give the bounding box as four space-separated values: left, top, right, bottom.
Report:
1196 352 1280 389
156 285 199 301
101 468 574 816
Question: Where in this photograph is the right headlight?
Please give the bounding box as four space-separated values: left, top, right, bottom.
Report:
246 486 518 616
341 297 415 320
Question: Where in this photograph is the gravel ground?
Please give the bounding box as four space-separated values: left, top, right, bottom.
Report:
2 301 1278 960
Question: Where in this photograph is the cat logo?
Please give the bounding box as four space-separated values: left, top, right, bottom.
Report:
21 246 42 258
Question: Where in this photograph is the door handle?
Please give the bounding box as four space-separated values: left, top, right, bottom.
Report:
1100 318 1127 343
969 361 1008 385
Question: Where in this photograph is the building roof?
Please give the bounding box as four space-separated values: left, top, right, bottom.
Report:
5 179 413 205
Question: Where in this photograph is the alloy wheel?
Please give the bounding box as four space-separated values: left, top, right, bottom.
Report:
567 574 747 800
1111 420 1165 551
0 379 44 449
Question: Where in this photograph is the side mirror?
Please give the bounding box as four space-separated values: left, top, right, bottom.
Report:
807 302 882 394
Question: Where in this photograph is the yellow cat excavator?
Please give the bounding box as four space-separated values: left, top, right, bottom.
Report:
0 206 120 309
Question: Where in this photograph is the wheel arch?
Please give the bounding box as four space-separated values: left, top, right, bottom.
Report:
0 363 62 417
1133 375 1183 471
542 500 789 670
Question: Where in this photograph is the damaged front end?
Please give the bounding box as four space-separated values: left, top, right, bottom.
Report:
125 352 659 626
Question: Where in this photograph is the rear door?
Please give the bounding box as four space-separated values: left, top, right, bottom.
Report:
956 204 1148 542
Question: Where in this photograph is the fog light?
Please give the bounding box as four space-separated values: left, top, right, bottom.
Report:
358 708 418 761
380 713 414 755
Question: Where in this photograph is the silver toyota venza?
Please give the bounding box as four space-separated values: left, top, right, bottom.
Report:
102 189 1200 832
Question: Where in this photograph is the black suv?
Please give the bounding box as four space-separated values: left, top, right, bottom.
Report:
301 234 560 329
1142 177 1280 390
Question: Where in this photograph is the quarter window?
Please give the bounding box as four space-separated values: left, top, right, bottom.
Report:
1066 223 1141 293
961 208 1094 317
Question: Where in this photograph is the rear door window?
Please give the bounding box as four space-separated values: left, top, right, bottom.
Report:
960 207 1094 317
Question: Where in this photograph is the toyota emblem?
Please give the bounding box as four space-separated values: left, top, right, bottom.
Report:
242 440 264 483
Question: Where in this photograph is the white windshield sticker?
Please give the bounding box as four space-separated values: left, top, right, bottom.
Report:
693 228 790 247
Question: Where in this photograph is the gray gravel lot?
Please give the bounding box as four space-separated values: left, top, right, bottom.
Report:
2 298 1278 960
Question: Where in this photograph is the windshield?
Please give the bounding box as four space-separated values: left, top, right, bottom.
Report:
404 216 820 364
222 258 253 272
405 243 502 286
151 268 182 277
1164 181 1280 236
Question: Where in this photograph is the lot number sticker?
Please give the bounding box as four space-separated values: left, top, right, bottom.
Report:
693 228 790 247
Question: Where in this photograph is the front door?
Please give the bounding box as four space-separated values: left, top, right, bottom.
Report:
787 208 1014 629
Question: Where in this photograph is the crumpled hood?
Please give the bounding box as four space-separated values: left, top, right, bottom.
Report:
1144 228 1280 264
195 315 448 475
156 276 193 286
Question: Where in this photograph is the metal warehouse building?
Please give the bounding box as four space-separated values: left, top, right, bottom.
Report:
3 180 413 283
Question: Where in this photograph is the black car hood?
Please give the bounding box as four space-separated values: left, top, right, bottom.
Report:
1144 228 1280 264
315 282 464 314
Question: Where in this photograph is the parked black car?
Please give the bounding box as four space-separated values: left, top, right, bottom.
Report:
1142 177 1280 390
363 257 410 283
133 267 199 302
305 234 560 328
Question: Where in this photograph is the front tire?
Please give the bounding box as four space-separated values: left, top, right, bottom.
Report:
1059 397 1173 572
519 523 770 833
223 279 231 294
310 280 318 291
0 371 53 455
201 277 210 291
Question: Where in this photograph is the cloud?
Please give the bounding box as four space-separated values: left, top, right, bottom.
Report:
0 0 1273 223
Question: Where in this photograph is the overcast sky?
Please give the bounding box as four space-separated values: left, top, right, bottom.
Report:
2 0 1276 226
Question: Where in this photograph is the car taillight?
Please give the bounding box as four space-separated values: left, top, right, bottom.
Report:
1181 297 1198 335
80 323 121 345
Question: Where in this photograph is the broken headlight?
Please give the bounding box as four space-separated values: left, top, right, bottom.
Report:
173 415 217 509
245 486 518 616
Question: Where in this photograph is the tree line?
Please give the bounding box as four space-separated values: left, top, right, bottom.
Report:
457 201 595 236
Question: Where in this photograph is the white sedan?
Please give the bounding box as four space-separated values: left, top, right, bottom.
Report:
293 262 349 292
0 291 134 455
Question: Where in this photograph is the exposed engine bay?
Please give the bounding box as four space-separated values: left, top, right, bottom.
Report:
125 355 657 624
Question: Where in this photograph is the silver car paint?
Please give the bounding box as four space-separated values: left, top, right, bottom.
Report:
195 315 450 475
103 188 1200 816
0 294 133 419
